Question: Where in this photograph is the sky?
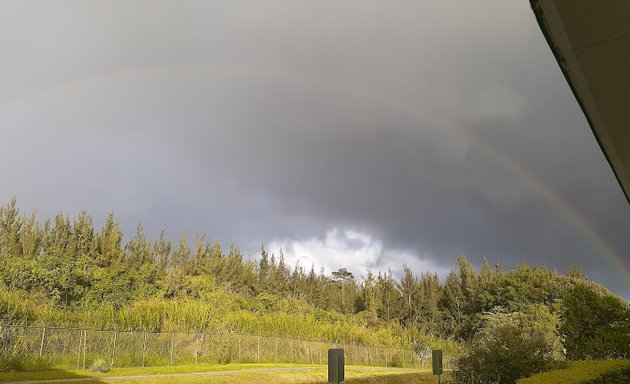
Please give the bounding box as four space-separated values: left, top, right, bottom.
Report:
1 1 629 297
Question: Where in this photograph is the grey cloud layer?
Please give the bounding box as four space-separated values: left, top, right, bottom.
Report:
1 1 629 296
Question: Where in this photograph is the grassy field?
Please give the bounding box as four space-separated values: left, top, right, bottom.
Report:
0 364 436 384
518 360 630 384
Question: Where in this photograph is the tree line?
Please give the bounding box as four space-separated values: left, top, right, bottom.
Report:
1 198 629 362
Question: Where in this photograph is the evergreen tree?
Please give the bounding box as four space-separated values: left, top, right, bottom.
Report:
398 265 418 327
125 224 153 268
153 228 172 268
19 212 43 259
170 233 190 269
0 198 21 258
258 245 270 288
96 212 124 267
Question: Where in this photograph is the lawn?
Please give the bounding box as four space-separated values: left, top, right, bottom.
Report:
0 364 436 384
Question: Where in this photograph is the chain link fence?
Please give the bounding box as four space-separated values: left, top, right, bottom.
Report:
0 324 433 370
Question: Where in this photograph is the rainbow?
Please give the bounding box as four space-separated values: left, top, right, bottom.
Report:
1 63 627 279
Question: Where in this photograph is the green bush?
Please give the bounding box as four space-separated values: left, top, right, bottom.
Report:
562 283 630 360
1 356 25 372
584 367 630 384
388 352 403 367
518 360 630 384
454 305 563 384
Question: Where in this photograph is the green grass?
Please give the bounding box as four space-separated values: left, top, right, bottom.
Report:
0 363 434 384
518 360 630 384
0 363 306 381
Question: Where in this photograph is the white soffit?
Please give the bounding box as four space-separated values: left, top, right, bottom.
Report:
531 0 630 204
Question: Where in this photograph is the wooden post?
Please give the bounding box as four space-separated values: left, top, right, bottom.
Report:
111 330 118 367
39 327 46 357
169 331 174 366
142 331 147 367
275 337 278 361
238 337 241 363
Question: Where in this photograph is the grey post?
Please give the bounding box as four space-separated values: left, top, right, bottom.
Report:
328 348 345 384
432 349 443 384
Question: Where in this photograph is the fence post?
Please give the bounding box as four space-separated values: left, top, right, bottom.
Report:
82 329 87 370
39 327 46 357
111 330 117 367
76 329 82 370
169 331 174 366
257 336 260 364
308 341 313 364
275 337 278 361
142 331 147 367
195 334 199 364
238 337 241 363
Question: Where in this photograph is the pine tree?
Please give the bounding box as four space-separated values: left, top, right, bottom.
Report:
73 211 97 264
0 198 22 258
153 229 172 268
398 265 418 327
96 212 124 267
258 245 270 288
19 212 43 259
170 233 190 269
125 224 152 268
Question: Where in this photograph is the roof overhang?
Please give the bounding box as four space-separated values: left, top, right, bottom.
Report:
531 0 630 204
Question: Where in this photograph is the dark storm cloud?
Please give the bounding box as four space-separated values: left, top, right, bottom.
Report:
1 1 629 296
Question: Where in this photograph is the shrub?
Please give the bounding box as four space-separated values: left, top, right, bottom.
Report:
518 360 630 384
561 283 630 359
1 356 25 372
388 352 403 367
584 367 630 384
454 305 563 384
88 358 111 373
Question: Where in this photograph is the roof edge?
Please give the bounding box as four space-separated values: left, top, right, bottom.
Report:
530 0 630 205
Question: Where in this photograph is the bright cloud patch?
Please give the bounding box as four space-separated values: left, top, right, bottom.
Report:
269 228 449 279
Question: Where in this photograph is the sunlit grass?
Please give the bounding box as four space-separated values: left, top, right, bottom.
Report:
0 363 434 384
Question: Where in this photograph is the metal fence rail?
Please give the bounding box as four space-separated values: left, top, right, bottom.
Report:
0 324 432 370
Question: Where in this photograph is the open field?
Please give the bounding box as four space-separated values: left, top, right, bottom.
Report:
0 364 436 384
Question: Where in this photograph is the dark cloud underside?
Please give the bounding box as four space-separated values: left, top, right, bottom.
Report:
1 1 629 296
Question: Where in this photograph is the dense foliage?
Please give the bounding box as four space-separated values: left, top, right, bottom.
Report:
562 283 630 360
1 198 629 370
454 305 564 384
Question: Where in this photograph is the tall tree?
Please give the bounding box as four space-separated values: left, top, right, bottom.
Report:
125 224 153 268
170 233 190 269
96 212 124 267
0 198 21 258
19 212 43 259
